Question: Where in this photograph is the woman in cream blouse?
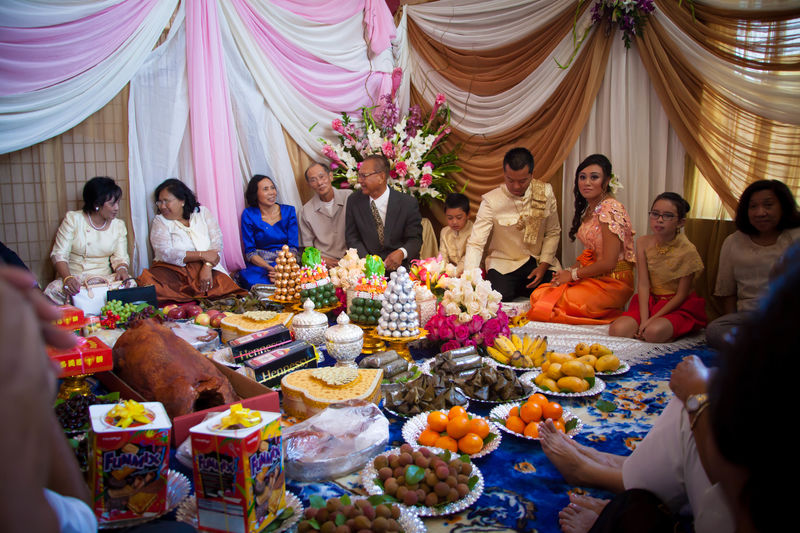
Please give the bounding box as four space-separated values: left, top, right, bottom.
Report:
137 179 245 302
44 177 130 305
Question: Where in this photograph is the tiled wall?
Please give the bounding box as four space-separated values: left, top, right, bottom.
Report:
0 89 130 287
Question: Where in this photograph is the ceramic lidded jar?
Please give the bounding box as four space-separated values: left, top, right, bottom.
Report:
324 312 363 367
291 299 328 346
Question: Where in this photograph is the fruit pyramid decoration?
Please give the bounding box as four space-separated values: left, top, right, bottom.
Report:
273 245 300 302
376 265 419 338
298 247 338 308
349 255 387 326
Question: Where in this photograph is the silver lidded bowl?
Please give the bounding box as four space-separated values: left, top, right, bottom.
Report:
324 312 363 367
291 299 328 346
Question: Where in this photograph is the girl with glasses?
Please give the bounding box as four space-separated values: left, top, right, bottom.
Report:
610 192 706 342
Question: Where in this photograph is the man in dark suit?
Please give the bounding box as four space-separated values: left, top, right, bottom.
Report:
345 154 422 271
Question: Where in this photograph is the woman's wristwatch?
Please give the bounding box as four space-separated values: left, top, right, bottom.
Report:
686 393 709 429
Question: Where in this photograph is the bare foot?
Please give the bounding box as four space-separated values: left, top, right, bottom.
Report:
541 420 625 492
569 493 609 515
559 502 599 533
540 420 599 485
572 440 626 469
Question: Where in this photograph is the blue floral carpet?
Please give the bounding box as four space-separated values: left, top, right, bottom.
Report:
287 345 719 533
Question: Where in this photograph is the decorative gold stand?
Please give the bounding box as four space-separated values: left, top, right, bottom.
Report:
360 326 387 355
372 328 427 362
58 375 92 400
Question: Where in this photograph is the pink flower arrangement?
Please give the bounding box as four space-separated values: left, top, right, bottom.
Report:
425 302 510 350
395 160 408 177
318 68 461 204
423 268 509 350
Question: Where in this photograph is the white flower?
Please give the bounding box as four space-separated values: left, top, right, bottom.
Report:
368 130 384 151
458 312 471 324
444 301 460 316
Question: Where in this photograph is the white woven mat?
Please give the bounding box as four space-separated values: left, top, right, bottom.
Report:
512 320 706 364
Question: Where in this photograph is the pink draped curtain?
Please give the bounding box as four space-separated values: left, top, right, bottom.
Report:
230 0 392 112
186 0 246 271
0 0 158 96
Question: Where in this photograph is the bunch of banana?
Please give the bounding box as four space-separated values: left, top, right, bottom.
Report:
486 333 548 368
572 342 620 372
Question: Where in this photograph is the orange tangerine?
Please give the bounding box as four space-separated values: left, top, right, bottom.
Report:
418 429 440 447
446 415 471 440
529 393 549 408
427 411 449 432
468 417 491 439
552 418 566 433
508 406 519 418
523 422 540 438
543 401 563 421
505 415 526 434
434 435 459 453
448 405 467 420
519 402 543 424
458 433 484 455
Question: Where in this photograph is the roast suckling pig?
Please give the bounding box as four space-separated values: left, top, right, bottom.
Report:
112 319 238 418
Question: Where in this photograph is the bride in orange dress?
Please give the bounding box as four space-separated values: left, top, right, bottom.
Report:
528 154 635 324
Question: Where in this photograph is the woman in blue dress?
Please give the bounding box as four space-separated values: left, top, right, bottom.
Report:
238 174 299 288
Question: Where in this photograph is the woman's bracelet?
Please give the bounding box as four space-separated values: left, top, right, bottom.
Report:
115 265 128 273
204 261 214 268
571 267 580 281
63 275 76 284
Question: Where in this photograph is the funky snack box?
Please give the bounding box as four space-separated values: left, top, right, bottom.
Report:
190 405 285 533
88 401 171 523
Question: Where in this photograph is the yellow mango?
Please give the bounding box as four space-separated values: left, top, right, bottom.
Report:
541 360 551 373
574 343 590 356
546 362 563 380
578 354 598 368
534 373 547 386
561 360 592 379
596 354 620 372
557 376 590 393
548 352 576 365
590 343 613 356
540 377 559 392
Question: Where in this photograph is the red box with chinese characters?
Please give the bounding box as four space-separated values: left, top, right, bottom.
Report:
53 304 88 329
47 336 113 377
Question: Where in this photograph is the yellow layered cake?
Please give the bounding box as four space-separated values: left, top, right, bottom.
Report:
281 368 383 419
220 312 293 343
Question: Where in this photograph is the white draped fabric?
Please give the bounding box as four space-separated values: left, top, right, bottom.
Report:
406 8 595 136
562 38 686 268
218 1 394 160
656 9 800 125
0 0 125 27
407 0 571 48
0 0 177 154
128 3 302 273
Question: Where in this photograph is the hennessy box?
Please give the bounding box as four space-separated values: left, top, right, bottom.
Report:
243 340 317 388
88 402 171 523
228 325 293 363
47 336 113 378
190 408 285 533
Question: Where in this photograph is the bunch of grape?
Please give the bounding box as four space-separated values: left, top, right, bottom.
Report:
54 393 104 433
100 299 136 326
123 305 163 328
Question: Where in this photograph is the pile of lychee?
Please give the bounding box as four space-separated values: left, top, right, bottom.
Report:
373 443 477 508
